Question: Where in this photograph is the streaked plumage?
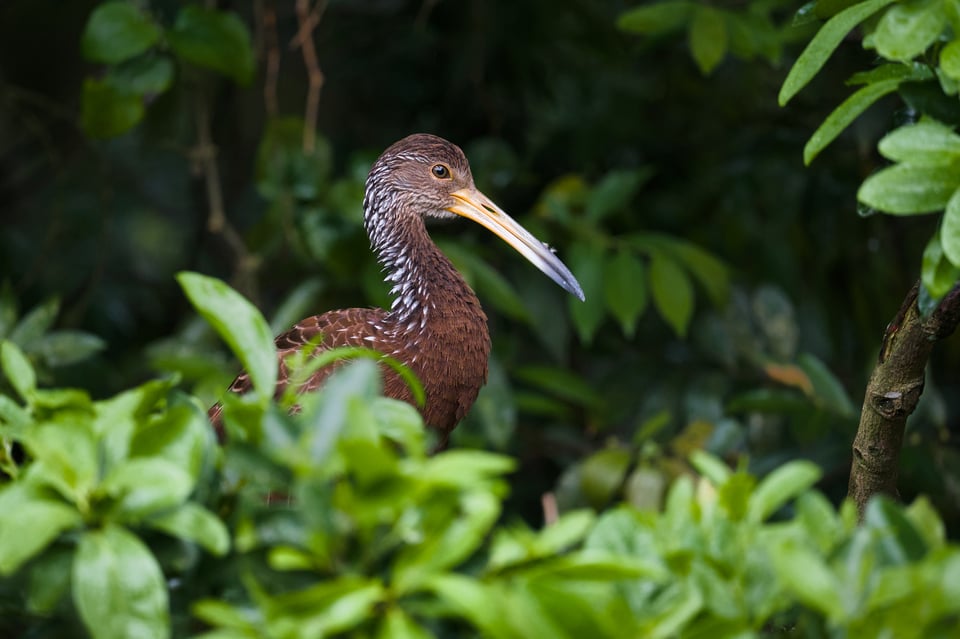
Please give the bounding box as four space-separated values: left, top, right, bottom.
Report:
210 134 583 447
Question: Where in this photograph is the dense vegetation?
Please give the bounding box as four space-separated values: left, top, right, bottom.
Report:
1 0 959 636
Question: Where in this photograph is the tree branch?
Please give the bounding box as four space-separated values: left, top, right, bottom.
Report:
848 281 960 517
292 0 326 154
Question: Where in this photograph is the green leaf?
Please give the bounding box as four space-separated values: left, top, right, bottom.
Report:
81 78 145 139
878 120 960 165
26 421 100 501
688 6 728 74
0 483 81 575
376 608 433 639
667 240 730 307
922 229 960 298
177 272 277 404
9 297 58 345
146 503 229 556
34 330 106 367
580 448 631 508
649 252 694 337
748 460 822 522
940 186 960 265
81 2 161 64
864 496 928 563
514 365 601 408
941 39 960 80
617 1 695 34
797 352 856 416
804 79 903 164
567 243 606 344
1 340 36 400
770 539 844 619
603 249 647 337
73 525 169 639
168 6 255 85
99 458 194 518
858 163 960 214
108 55 175 96
586 168 652 221
26 547 73 614
689 450 732 485
441 241 531 322
779 0 898 105
872 0 946 61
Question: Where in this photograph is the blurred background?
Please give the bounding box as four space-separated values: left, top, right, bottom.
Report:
0 0 957 533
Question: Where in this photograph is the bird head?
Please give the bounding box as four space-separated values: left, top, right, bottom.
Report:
364 133 585 301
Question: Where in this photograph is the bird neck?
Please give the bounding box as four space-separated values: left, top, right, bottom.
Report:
374 216 483 330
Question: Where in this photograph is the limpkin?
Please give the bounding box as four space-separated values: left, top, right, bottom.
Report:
210 134 584 446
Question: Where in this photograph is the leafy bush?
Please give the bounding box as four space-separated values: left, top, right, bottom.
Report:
1 275 957 638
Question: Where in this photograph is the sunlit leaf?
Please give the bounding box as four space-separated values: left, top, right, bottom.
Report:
1 340 36 401
73 525 169 639
177 272 277 404
770 539 844 618
941 39 960 80
81 2 161 64
858 164 960 214
872 0 946 61
99 458 194 518
878 120 960 165
779 0 897 105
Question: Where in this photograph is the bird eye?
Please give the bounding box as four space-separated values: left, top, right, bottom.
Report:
431 164 451 179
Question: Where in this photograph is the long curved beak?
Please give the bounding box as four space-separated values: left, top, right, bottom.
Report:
446 187 585 301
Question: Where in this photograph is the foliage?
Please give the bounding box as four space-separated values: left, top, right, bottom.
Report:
779 0 960 304
1 277 958 638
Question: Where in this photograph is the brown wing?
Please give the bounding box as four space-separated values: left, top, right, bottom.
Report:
208 307 390 439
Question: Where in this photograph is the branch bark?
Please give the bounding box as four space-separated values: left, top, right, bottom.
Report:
848 281 960 517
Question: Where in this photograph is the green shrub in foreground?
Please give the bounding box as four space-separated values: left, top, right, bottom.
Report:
0 273 957 638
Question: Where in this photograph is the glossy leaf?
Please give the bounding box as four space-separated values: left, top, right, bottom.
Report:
617 1 695 34
878 120 960 165
1 340 36 401
168 6 255 85
649 252 694 337
922 230 960 298
940 186 960 265
804 79 903 164
688 6 728 74
872 0 946 61
603 249 647 337
73 525 169 639
177 272 277 404
779 0 897 105
858 164 960 214
81 2 161 64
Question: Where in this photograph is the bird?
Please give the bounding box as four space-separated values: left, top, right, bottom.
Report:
209 133 584 448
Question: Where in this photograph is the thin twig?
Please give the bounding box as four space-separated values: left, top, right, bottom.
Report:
292 0 326 154
256 0 280 118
